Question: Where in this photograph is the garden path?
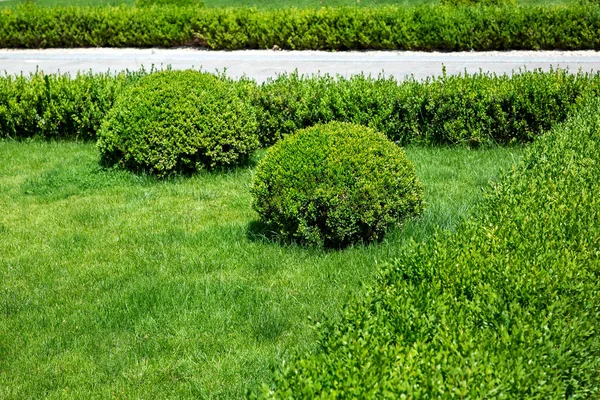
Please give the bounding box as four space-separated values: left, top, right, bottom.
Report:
1 48 599 80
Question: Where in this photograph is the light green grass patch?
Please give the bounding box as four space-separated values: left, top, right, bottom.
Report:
0 140 521 398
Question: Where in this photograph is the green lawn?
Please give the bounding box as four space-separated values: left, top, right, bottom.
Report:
0 141 521 398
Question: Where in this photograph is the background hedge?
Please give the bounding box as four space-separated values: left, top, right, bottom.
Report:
1 69 599 146
0 70 143 141
255 69 600 146
258 96 600 399
1 4 600 50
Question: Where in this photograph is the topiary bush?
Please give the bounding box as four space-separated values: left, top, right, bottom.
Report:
250 122 425 248
97 70 259 177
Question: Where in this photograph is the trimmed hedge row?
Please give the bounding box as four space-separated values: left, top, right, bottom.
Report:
135 0 203 7
255 69 600 146
0 70 144 141
1 4 600 50
1 69 599 146
260 98 600 398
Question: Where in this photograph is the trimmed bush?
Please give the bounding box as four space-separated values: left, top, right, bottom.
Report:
260 100 600 397
1 4 600 50
97 70 259 176
250 122 425 248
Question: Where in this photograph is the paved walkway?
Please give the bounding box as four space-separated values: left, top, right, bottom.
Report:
1 48 600 81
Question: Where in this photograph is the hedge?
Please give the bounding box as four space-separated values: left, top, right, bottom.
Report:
1 4 600 50
0 70 145 141
255 69 600 146
1 69 599 146
258 97 600 399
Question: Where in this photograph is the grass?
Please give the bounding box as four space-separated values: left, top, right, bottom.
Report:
0 140 522 399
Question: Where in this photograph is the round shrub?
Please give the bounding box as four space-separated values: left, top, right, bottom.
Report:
97 70 259 177
250 122 425 248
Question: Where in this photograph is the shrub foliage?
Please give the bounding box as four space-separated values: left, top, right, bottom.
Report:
255 69 600 146
97 70 258 176
440 0 515 7
259 100 600 398
251 122 424 247
0 70 142 141
1 4 600 50
1 69 599 147
135 0 203 7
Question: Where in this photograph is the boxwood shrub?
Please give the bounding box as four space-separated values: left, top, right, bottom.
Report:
250 122 424 248
1 4 600 50
135 0 203 7
259 100 600 398
97 70 259 177
440 0 515 6
0 70 143 141
1 69 599 148
255 69 599 146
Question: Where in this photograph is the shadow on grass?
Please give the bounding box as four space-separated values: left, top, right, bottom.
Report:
246 220 282 245
101 145 262 176
246 220 334 253
246 219 395 252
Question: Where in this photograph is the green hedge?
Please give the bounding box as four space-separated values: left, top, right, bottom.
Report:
256 69 600 146
1 69 599 146
1 4 600 50
0 70 145 141
135 0 203 7
260 98 600 398
440 0 516 6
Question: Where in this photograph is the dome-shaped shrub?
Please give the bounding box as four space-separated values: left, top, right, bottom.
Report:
250 122 425 248
97 70 259 177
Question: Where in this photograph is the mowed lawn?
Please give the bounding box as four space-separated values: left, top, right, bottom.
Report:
0 141 521 398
